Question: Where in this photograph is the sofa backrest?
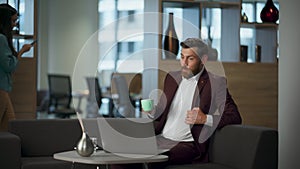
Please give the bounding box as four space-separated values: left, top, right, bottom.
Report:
9 119 82 157
208 125 278 169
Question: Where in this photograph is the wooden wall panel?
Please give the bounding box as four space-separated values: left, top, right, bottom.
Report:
10 58 37 119
222 63 278 129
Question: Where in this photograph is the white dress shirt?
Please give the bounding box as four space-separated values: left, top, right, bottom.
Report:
148 69 213 142
162 72 201 142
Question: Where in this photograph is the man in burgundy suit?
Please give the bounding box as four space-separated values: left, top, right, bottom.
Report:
111 38 242 169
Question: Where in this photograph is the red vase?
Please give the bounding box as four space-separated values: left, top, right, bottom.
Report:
163 13 179 59
260 0 279 23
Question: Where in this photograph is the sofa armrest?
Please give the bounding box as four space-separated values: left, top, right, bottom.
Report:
209 125 278 169
0 132 21 169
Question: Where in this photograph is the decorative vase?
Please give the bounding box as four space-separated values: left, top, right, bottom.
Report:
241 12 248 23
76 132 94 157
240 45 248 62
255 45 261 62
163 12 179 59
260 0 279 23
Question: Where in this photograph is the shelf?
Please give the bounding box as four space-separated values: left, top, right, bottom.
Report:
163 1 200 8
201 1 240 8
162 0 240 9
13 34 34 39
241 22 278 29
157 0 278 62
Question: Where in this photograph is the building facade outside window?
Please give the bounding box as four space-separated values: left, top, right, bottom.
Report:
97 0 144 87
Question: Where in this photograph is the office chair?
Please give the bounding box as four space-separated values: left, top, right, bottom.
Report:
36 89 49 113
111 75 136 117
85 77 102 108
47 74 76 118
86 77 115 117
85 77 102 117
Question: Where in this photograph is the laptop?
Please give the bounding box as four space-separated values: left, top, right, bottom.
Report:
96 118 170 158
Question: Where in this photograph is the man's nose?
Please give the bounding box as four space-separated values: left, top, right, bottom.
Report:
183 58 188 66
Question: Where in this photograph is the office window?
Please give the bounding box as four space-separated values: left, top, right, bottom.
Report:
98 0 144 87
201 8 221 60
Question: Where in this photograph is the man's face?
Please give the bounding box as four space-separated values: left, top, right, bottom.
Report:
180 48 203 79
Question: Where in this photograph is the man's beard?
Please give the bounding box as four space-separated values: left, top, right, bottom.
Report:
181 64 204 79
181 66 194 79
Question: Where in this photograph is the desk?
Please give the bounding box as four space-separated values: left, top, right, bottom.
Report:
72 90 113 117
54 150 168 169
72 89 142 117
102 92 142 117
72 90 89 113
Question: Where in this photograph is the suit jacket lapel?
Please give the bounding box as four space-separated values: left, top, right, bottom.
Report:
192 69 209 108
166 71 182 103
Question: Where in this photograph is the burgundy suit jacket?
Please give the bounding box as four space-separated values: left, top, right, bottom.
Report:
154 69 242 162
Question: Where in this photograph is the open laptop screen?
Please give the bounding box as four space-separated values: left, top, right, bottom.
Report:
97 118 159 157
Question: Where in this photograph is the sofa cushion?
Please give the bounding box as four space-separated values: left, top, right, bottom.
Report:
9 119 82 157
208 125 278 169
21 157 98 169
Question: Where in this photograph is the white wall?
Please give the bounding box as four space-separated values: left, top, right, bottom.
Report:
37 0 49 89
142 0 160 100
38 0 99 91
278 0 300 168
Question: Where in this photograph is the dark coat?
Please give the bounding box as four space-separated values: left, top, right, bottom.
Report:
154 69 242 162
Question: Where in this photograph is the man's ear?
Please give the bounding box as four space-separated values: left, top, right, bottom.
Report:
201 54 208 64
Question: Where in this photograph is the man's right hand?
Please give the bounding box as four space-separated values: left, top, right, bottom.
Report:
142 108 155 119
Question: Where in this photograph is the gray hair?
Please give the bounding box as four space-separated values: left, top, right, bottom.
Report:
180 38 208 58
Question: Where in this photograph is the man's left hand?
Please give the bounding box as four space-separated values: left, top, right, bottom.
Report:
185 107 207 124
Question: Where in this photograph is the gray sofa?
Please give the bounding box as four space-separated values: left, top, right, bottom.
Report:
167 124 278 169
0 119 100 169
0 119 278 169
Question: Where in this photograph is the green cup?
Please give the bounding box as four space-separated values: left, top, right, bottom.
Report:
141 99 154 112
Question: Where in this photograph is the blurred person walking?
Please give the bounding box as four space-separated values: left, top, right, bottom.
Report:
0 4 33 131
